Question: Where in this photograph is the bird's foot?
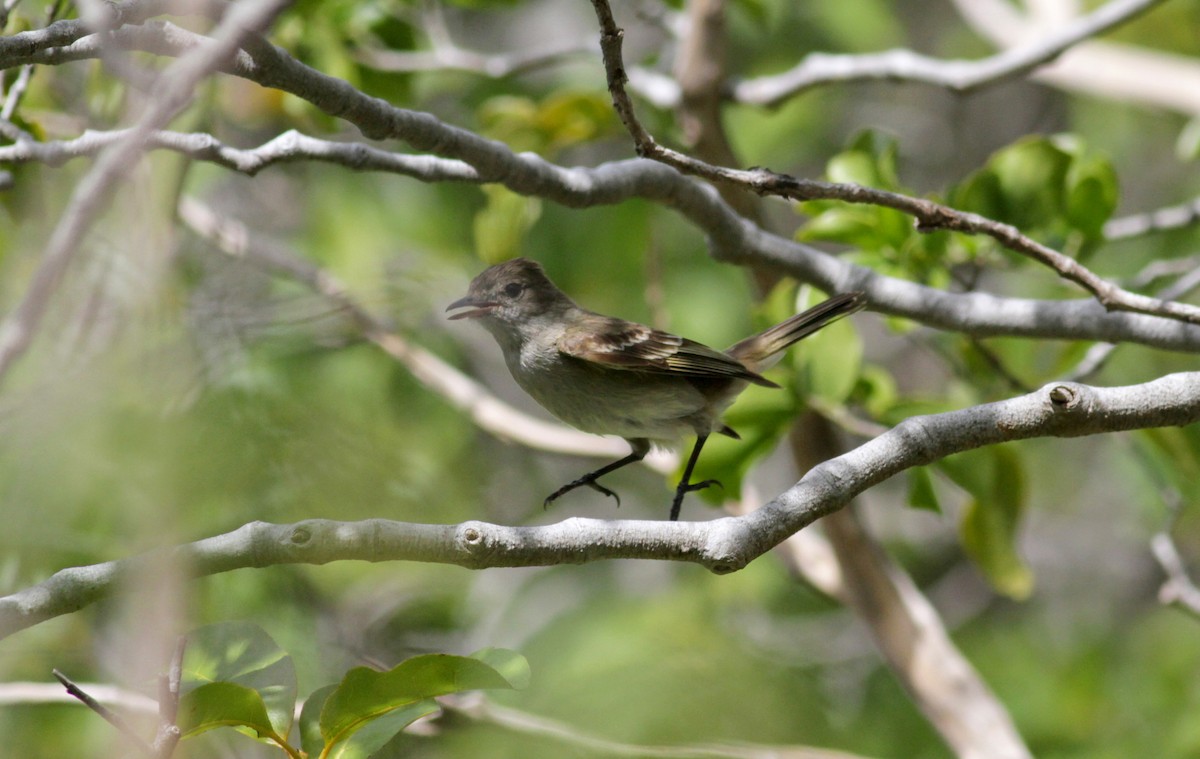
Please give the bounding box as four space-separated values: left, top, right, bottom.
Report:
668 478 723 521
544 477 622 509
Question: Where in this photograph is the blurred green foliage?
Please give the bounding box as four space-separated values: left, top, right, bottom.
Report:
2 0 1200 757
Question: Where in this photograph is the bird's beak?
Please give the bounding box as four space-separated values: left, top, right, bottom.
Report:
446 295 499 320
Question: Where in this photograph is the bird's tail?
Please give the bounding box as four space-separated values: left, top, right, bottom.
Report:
727 291 866 372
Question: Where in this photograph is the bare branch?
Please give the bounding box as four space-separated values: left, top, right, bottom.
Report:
0 127 483 180
1152 532 1200 619
176 195 677 470
587 0 1200 327
53 669 156 758
0 679 158 711
7 8 1200 348
953 0 1200 116
1062 258 1200 381
452 696 876 759
0 0 63 120
152 636 185 756
4 372 1199 639
0 0 293 385
1105 197 1200 240
731 0 1167 107
823 508 1031 759
355 33 592 78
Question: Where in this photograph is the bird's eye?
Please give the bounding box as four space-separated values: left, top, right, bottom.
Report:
503 283 524 298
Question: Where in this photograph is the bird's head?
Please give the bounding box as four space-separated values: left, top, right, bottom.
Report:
446 258 573 327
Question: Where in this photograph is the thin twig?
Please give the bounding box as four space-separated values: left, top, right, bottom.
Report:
7 10 1200 348
586 0 1200 327
0 0 63 121
952 0 1200 116
452 696 875 759
0 127 483 179
1151 531 1200 619
731 0 1167 107
356 0 593 76
1063 257 1200 381
0 0 293 386
53 669 157 758
0 0 22 29
355 44 590 77
1105 197 1200 240
175 195 678 472
152 636 186 756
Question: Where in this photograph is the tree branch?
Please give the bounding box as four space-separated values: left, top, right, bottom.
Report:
0 0 292 385
1104 197 1200 240
0 127 483 179
587 0 1200 327
451 696 876 759
175 195 676 470
730 0 1166 107
664 3 1028 749
952 0 1200 116
53 669 157 758
6 6 1200 349
4 373 1199 640
1152 532 1200 620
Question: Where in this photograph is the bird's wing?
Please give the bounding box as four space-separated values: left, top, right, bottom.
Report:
557 317 777 387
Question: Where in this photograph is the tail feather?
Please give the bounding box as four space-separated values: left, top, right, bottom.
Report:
727 291 866 371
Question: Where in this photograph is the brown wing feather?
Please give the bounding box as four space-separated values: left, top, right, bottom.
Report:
558 317 777 387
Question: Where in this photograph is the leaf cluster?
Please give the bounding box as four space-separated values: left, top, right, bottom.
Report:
174 622 528 759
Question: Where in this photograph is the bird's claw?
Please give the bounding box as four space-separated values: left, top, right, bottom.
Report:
543 478 622 509
586 480 621 506
682 478 722 494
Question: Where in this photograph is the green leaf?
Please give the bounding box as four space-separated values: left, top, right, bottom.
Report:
178 682 278 740
855 364 898 420
986 137 1072 229
1176 118 1200 161
1065 156 1118 239
536 92 617 153
791 287 863 406
1135 427 1200 498
906 467 940 513
950 134 1117 244
473 185 542 265
797 205 896 248
827 150 883 187
327 701 440 759
319 653 524 748
470 647 532 690
181 622 297 738
300 684 337 758
949 164 1006 222
942 446 1033 599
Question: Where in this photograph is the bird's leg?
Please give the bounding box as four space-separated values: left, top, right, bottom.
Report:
669 435 720 521
544 442 648 508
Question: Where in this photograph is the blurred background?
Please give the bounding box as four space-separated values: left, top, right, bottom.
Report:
2 0 1200 756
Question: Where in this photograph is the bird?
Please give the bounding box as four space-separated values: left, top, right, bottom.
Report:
447 257 865 520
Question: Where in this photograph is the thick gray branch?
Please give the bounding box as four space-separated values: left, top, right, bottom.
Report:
3 373 1199 640
587 0 1200 328
3 125 1200 353
5 7 1200 348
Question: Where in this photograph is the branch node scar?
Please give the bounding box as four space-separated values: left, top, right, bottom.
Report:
1049 384 1078 407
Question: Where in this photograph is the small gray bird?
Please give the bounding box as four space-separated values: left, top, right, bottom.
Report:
447 257 865 520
